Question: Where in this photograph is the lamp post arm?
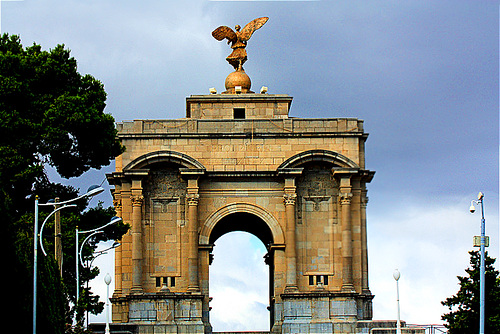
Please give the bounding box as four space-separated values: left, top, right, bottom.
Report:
37 185 104 207
79 230 104 267
39 204 77 256
79 218 119 235
37 194 86 206
89 251 107 268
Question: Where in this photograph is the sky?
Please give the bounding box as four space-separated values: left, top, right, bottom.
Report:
4 0 498 331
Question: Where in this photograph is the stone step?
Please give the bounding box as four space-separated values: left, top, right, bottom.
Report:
213 332 269 334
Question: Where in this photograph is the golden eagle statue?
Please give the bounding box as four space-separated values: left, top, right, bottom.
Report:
212 17 269 71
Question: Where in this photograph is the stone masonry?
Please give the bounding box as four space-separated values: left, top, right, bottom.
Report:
107 92 384 333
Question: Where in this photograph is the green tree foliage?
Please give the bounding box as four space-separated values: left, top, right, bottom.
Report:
0 34 123 186
0 34 127 333
442 251 500 333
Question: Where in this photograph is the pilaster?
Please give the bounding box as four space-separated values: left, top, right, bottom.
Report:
333 170 357 293
113 182 123 297
281 170 301 292
360 186 370 295
181 169 205 293
130 187 144 294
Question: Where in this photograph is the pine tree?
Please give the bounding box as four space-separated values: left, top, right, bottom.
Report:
442 251 500 333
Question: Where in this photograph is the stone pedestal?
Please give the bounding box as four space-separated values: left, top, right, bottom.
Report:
276 292 373 334
110 293 209 334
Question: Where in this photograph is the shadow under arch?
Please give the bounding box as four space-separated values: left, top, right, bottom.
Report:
123 150 206 170
277 149 360 170
199 203 285 246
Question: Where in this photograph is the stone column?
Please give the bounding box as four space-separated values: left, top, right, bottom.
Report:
199 244 213 329
130 179 144 294
360 188 370 294
187 179 200 292
283 177 298 292
339 178 354 292
113 191 123 297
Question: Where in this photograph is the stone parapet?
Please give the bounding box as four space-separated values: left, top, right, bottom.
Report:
186 94 293 119
117 118 365 136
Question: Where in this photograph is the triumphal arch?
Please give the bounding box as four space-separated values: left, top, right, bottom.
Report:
107 17 375 334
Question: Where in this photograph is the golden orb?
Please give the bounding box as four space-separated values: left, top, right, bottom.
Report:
224 69 253 94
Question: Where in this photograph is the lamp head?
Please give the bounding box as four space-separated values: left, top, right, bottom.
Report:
478 192 484 200
110 216 122 225
86 185 104 198
104 273 112 285
393 269 401 281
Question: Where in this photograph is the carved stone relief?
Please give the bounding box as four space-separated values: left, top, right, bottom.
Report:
143 166 187 277
296 163 339 274
296 163 338 217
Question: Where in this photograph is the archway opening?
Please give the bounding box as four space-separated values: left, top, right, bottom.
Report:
208 213 274 332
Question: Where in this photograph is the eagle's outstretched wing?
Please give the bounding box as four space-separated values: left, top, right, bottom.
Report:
239 17 269 41
212 26 237 43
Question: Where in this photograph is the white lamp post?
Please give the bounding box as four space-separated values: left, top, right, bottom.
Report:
39 204 77 257
75 216 122 319
393 269 401 334
33 185 104 334
104 273 112 334
470 192 486 334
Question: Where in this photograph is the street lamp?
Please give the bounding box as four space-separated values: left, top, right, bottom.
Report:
393 269 401 334
470 192 486 334
83 242 121 327
75 216 122 313
39 204 77 257
33 185 104 334
104 273 112 334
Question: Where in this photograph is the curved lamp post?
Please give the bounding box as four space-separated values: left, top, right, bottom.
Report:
393 269 401 334
470 192 486 334
33 185 104 334
83 241 121 328
75 216 122 312
39 204 77 257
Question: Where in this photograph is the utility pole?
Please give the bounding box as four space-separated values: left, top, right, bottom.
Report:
54 197 63 275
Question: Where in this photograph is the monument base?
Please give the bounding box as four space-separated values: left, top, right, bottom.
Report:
110 293 211 334
273 291 374 334
102 291 424 334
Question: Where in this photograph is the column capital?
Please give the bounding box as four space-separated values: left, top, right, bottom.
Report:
339 192 353 205
187 193 200 206
361 194 369 208
113 198 122 211
131 195 144 206
283 193 297 206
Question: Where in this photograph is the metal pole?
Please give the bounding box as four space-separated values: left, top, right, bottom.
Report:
105 274 111 334
54 197 63 275
33 196 38 334
393 269 401 334
479 196 485 334
396 278 401 334
76 226 79 317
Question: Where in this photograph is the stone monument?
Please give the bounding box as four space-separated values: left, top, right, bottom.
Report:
106 18 420 334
